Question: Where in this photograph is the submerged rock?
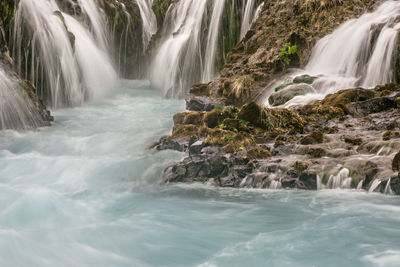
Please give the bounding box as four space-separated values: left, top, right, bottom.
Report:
293 74 317 84
269 83 314 106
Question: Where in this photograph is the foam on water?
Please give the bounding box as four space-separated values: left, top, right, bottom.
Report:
0 81 400 266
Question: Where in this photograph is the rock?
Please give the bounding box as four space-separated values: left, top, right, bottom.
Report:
347 96 397 117
298 171 317 190
293 74 317 84
189 139 205 155
274 82 294 92
183 111 203 125
156 137 189 152
171 124 198 139
300 130 324 145
186 95 224 112
173 112 185 125
269 83 314 106
392 151 400 172
237 102 264 127
204 109 223 128
344 136 363 146
391 176 400 195
246 147 272 159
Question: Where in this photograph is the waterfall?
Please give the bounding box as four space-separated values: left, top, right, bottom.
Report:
265 1 400 107
305 1 400 95
326 168 353 189
136 0 157 50
368 179 382 193
150 0 255 97
0 65 43 130
240 0 256 40
384 178 393 195
13 0 117 108
202 0 227 83
150 0 208 97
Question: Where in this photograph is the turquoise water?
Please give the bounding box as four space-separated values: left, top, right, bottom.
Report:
0 80 399 267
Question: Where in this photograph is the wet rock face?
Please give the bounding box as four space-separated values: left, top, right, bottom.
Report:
156 83 400 194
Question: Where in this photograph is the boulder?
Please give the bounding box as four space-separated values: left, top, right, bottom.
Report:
269 83 314 106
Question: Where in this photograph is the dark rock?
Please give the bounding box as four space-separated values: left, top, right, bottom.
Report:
392 151 400 172
348 96 397 117
186 95 224 112
391 176 400 195
189 139 205 155
298 171 317 190
156 136 189 152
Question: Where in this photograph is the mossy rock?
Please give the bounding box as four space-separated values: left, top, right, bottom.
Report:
344 136 363 146
300 130 324 145
204 109 224 128
173 112 186 125
293 74 316 84
171 124 198 139
274 82 294 92
269 83 314 106
247 147 272 159
183 111 203 125
237 102 264 128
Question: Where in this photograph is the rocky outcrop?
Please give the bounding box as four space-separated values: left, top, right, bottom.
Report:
187 0 377 106
156 83 400 193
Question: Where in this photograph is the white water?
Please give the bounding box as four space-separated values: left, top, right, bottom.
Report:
202 0 227 83
150 0 208 97
0 80 400 266
151 0 260 97
327 168 353 190
240 0 263 40
0 65 43 130
136 0 157 50
14 0 117 108
265 1 400 107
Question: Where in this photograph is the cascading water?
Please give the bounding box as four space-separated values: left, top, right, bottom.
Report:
136 0 157 50
0 65 43 130
265 1 400 107
202 0 227 83
240 0 263 40
13 0 117 108
151 0 260 97
150 0 208 97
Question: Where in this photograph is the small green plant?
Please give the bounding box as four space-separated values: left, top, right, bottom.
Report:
279 42 297 65
214 105 224 111
239 120 250 127
219 123 227 129
225 134 236 141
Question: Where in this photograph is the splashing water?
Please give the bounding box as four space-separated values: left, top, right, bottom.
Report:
327 168 353 189
13 0 117 108
0 65 43 130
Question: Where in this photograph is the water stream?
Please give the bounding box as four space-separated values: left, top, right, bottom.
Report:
0 80 400 266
